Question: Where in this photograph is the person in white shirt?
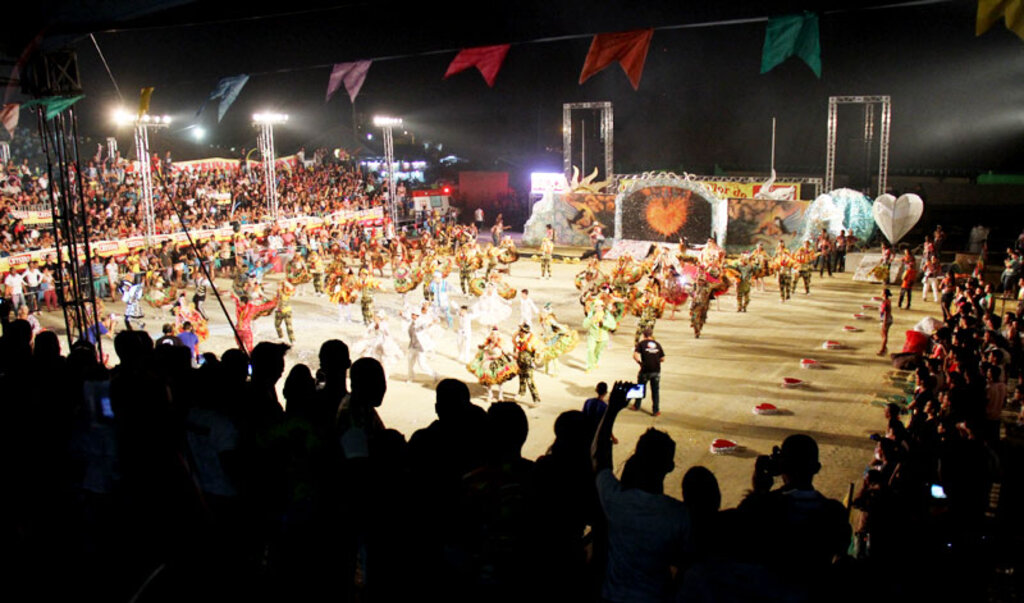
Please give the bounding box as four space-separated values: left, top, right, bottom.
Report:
22 262 43 312
519 288 539 327
457 305 477 363
105 259 120 302
4 270 25 311
407 308 439 383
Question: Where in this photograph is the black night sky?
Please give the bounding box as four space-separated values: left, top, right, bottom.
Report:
5 1 1024 182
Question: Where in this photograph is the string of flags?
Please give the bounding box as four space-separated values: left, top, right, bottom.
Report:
1 1 1021 137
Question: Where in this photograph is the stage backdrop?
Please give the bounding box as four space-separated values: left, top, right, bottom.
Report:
726 197 810 251
615 173 726 246
522 191 616 247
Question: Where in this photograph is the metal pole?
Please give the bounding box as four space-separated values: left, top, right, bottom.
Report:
770 117 777 173
382 124 397 227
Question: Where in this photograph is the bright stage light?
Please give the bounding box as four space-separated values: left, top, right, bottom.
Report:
373 115 402 127
253 112 288 124
193 127 206 141
112 108 134 125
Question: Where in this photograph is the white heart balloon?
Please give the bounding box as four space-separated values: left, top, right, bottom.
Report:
873 193 923 244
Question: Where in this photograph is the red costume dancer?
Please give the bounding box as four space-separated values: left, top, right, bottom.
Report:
230 292 277 353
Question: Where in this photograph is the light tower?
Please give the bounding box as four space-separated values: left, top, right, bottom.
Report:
114 108 171 245
252 112 288 220
373 115 402 228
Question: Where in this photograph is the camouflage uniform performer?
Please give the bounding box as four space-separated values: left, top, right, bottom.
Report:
457 245 477 294
634 290 661 345
773 243 793 302
689 275 712 338
540 236 554 279
359 270 379 325
792 241 816 295
734 259 754 312
274 281 296 344
308 251 325 295
513 323 542 404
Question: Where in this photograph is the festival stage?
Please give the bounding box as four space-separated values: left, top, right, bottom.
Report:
39 255 920 508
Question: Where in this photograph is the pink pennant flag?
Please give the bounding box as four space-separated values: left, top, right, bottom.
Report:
1 103 19 138
326 61 373 103
444 44 511 87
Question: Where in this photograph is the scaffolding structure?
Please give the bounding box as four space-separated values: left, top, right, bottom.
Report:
23 49 104 352
253 113 287 221
374 116 402 227
562 102 614 186
824 95 891 196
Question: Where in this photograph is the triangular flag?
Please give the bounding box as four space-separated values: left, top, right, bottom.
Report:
976 0 1024 41
22 95 85 120
326 61 372 103
444 44 511 88
1 103 18 138
578 29 653 90
196 74 250 122
138 87 154 117
761 12 822 78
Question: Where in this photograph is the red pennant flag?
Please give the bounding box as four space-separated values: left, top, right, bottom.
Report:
1 103 19 138
579 29 654 90
444 44 511 87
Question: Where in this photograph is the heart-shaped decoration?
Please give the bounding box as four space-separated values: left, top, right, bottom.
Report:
646 198 688 237
872 193 923 244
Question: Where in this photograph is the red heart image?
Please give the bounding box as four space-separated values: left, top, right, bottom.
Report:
645 195 689 236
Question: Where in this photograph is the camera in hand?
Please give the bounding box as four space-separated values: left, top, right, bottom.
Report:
755 445 785 476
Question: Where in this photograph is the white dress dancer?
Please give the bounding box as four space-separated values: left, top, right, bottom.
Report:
351 313 403 371
472 282 512 328
519 291 539 327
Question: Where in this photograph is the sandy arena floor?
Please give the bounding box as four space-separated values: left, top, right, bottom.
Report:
41 258 935 508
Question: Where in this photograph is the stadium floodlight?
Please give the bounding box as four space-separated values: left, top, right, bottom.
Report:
373 115 402 127
192 127 206 141
253 112 288 124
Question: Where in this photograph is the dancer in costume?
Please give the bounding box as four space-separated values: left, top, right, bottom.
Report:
192 273 210 320
457 242 479 294
351 311 403 370
471 277 513 328
773 241 794 302
583 298 617 372
750 241 769 292
230 291 277 354
286 254 312 295
308 250 325 296
120 279 146 330
513 323 544 405
173 302 209 343
428 270 453 328
539 235 554 279
689 273 712 339
633 287 665 344
575 257 606 291
467 327 518 402
872 241 895 284
359 268 383 326
699 238 725 269
484 243 501 278
498 235 519 275
407 307 439 383
661 265 689 320
274 281 296 345
537 303 578 375
792 239 816 295
728 255 754 312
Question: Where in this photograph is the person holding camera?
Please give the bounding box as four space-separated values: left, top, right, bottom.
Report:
592 381 691 603
632 328 664 416
738 434 850 576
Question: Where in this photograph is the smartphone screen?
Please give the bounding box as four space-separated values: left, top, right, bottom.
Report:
84 380 113 420
930 484 947 499
626 383 645 399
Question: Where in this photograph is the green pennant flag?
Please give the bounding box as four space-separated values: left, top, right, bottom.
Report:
761 12 821 78
21 95 85 120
